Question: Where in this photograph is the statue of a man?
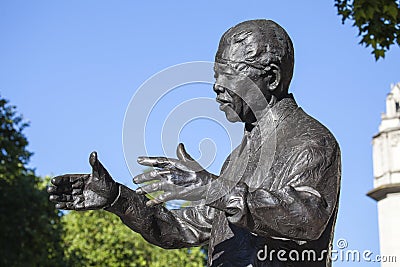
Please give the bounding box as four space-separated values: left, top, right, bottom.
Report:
48 20 341 267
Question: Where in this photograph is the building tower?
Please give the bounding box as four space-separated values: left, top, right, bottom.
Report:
368 82 400 266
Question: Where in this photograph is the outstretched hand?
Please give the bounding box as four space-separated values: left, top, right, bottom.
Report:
134 143 215 206
48 152 118 210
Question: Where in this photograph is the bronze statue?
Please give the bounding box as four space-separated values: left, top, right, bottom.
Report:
48 20 341 266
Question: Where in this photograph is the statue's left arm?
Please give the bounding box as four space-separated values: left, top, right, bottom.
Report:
105 184 214 249
209 142 341 241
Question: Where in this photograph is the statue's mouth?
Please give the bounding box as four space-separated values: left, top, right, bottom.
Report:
216 97 230 105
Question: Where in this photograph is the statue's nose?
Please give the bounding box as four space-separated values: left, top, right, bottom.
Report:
213 83 225 93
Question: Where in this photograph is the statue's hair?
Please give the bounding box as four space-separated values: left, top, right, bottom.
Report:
216 19 294 93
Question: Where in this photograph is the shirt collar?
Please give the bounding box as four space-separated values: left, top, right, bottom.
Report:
246 94 298 134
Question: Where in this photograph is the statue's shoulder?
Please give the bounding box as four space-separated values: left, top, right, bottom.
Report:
280 106 339 151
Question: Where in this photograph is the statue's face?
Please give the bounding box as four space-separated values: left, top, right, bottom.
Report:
213 29 272 124
213 64 244 123
213 61 269 124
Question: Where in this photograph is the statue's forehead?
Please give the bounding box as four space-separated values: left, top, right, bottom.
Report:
213 62 238 75
219 30 265 63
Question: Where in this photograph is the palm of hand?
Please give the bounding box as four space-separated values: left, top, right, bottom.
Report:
134 143 215 206
48 152 118 210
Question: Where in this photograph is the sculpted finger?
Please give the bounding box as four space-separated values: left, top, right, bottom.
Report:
72 188 82 195
47 184 72 194
137 157 163 167
47 185 58 194
49 194 58 202
65 202 75 209
55 202 69 210
133 170 158 184
49 194 74 202
176 143 204 172
133 169 170 184
146 192 174 207
48 174 87 195
55 201 80 210
75 202 86 211
136 181 167 195
51 175 71 186
74 194 84 202
51 174 87 186
71 178 85 189
89 151 98 168
176 143 195 162
157 170 171 177
137 156 174 168
89 152 111 180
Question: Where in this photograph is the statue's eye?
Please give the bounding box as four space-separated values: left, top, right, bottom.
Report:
236 63 248 72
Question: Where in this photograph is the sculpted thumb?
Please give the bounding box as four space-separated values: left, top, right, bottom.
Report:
176 143 195 162
89 151 98 169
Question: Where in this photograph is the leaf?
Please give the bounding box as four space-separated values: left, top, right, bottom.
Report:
335 0 400 60
373 48 386 60
62 210 207 266
0 96 64 265
387 4 399 19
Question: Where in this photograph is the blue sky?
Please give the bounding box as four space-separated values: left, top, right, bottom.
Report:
1 1 399 266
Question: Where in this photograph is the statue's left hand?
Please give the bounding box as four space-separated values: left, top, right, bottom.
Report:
134 143 215 206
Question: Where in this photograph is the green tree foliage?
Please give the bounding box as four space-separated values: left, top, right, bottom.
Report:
335 0 400 60
0 97 64 266
62 210 207 267
0 96 206 266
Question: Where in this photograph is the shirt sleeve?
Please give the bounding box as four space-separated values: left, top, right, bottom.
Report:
105 184 214 249
209 143 341 241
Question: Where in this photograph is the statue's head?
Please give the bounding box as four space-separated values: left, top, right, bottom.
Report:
213 20 294 123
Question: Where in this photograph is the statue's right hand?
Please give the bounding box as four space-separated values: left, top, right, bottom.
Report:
47 152 118 210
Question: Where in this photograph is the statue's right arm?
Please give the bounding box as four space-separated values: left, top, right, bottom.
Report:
48 151 214 249
105 183 214 249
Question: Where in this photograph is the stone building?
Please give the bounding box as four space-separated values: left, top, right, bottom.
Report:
368 82 400 266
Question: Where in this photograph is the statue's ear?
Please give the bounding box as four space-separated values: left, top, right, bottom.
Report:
264 63 281 92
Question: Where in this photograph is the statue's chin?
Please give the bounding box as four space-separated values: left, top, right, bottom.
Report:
224 112 242 123
220 103 242 123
